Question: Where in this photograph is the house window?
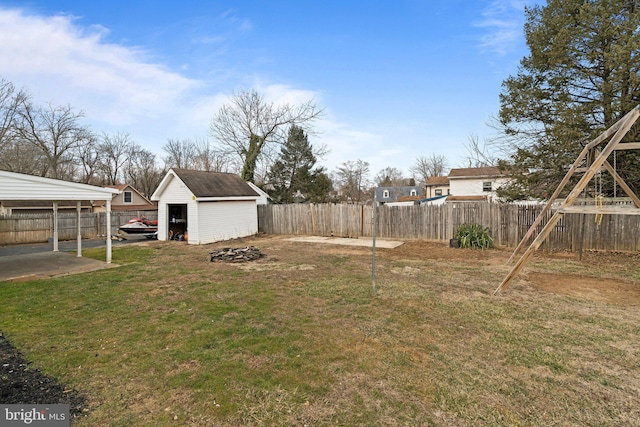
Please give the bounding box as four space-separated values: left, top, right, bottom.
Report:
124 191 132 203
435 189 442 196
383 190 390 199
410 189 417 196
482 181 492 192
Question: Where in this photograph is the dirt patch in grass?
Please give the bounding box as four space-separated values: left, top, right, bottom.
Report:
383 238 640 306
526 272 640 306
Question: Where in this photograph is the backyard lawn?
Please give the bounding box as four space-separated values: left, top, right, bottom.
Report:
1 235 639 426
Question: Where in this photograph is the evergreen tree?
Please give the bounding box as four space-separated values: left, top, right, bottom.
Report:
497 0 640 199
267 125 332 203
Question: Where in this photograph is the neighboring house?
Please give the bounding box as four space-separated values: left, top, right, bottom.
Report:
424 176 450 198
447 166 509 202
93 184 157 213
375 186 423 204
150 168 260 245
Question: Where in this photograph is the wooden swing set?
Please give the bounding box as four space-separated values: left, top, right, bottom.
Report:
494 105 640 295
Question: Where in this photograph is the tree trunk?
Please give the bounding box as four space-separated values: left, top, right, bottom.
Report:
241 134 263 182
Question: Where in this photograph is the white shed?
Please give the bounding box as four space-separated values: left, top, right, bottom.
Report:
0 170 120 262
151 168 260 245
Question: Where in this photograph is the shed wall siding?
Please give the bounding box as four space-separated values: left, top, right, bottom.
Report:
194 200 257 245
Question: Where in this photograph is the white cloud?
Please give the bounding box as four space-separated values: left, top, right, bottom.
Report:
0 7 198 127
314 116 389 173
475 0 530 55
255 82 321 107
0 6 390 175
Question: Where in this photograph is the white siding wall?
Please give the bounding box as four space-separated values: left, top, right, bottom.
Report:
156 176 197 241
193 200 258 245
450 177 510 198
425 185 450 198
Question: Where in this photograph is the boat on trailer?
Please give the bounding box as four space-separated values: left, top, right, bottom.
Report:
118 217 158 237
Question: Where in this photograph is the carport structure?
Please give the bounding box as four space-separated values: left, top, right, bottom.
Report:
0 170 120 263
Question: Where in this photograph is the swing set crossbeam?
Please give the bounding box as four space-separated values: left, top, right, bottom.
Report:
556 205 640 215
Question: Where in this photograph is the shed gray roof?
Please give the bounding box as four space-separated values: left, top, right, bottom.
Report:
171 169 259 198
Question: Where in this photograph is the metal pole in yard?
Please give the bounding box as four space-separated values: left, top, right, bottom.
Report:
372 193 377 295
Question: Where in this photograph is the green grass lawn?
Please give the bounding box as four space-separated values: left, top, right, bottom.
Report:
1 238 639 426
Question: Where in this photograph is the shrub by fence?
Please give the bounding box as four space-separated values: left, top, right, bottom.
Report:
258 202 640 252
0 211 157 244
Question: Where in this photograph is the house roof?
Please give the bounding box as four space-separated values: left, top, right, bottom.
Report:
425 176 449 186
105 184 129 191
448 167 501 179
101 183 154 205
151 168 259 201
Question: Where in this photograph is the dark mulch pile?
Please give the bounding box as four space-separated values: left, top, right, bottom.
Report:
0 332 86 418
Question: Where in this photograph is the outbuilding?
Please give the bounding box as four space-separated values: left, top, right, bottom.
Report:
150 168 260 245
0 170 120 262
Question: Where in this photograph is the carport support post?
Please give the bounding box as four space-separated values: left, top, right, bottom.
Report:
76 201 82 257
52 201 59 252
106 199 112 263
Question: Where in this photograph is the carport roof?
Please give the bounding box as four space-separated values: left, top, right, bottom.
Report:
0 170 119 201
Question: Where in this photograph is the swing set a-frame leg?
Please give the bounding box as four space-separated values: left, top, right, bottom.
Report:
494 212 564 295
496 106 640 295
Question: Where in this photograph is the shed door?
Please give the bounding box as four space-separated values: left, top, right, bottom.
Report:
167 204 187 240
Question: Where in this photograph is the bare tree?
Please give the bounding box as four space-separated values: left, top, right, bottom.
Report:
374 166 405 187
99 131 134 184
75 132 101 184
0 138 46 175
333 159 370 204
464 134 497 168
210 89 323 182
410 154 449 185
15 101 92 179
192 138 234 172
162 138 198 169
126 144 164 198
0 78 27 151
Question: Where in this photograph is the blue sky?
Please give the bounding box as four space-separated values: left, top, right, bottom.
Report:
0 1 539 179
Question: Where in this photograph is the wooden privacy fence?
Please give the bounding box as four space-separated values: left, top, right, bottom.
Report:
258 202 640 252
0 211 157 244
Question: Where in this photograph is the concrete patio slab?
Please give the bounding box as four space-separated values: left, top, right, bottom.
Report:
285 236 404 249
0 251 118 283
